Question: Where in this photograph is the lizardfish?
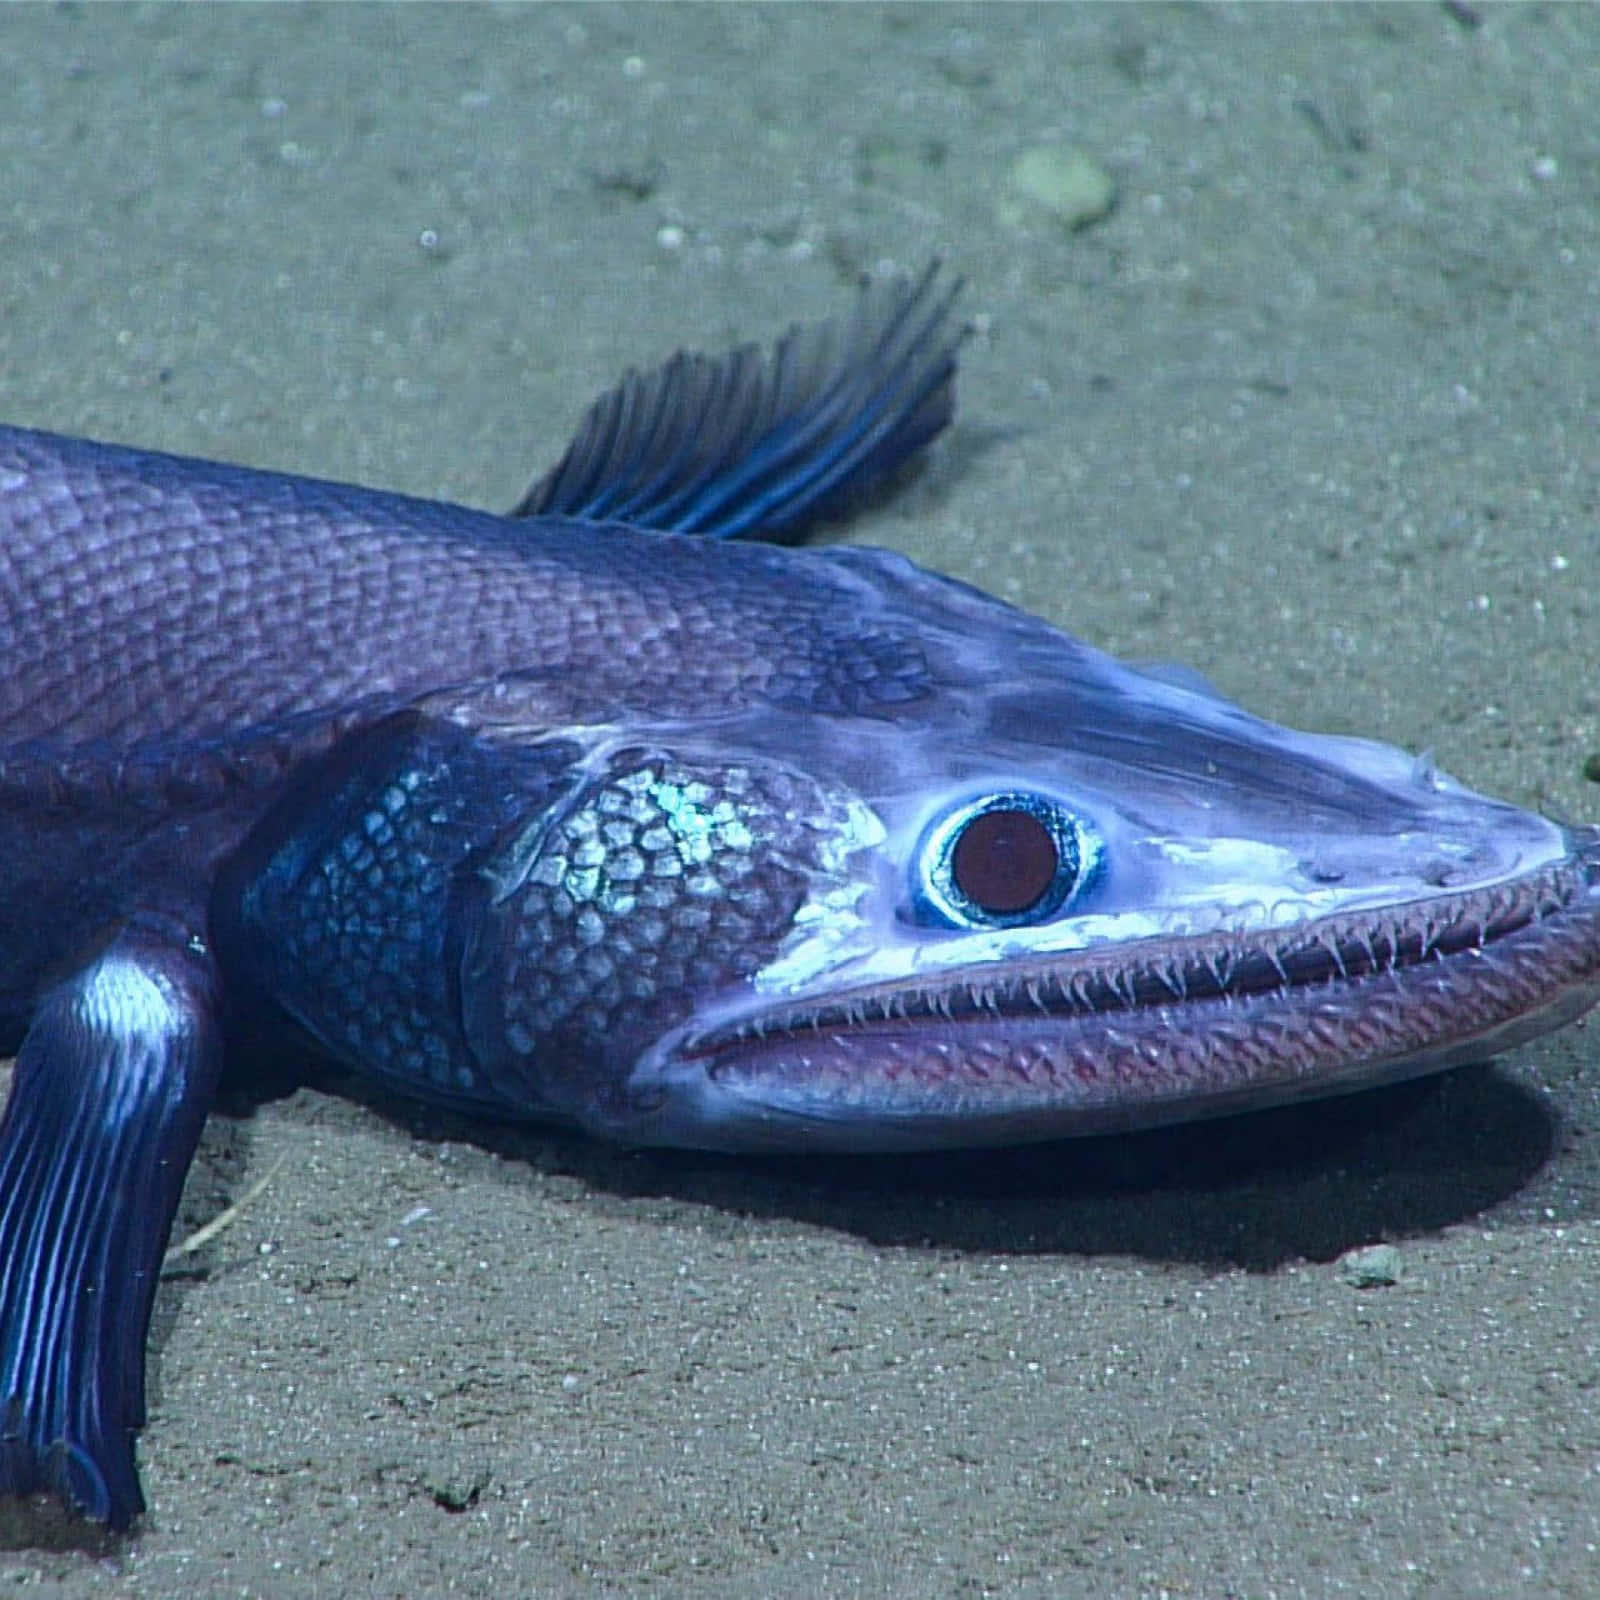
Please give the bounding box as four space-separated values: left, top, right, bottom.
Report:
0 266 1596 1528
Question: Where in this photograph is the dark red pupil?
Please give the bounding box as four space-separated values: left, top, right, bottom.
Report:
950 808 1058 914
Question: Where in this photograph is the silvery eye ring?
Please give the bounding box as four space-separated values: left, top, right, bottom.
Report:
915 792 1097 929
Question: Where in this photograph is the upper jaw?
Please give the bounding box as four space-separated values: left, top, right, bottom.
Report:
626 835 1600 1153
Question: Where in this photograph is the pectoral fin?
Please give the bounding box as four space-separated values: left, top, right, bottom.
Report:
0 917 221 1528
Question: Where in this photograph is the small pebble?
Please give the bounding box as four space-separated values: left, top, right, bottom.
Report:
1338 1243 1403 1289
1000 145 1117 233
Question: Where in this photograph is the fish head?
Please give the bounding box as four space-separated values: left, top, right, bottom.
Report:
464 546 1600 1150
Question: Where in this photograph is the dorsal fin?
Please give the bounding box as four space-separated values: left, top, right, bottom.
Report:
514 262 964 542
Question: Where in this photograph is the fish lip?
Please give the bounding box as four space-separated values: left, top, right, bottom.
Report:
694 853 1598 1050
640 842 1600 1151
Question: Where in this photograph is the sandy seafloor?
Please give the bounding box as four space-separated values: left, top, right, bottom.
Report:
2 3 1599 1595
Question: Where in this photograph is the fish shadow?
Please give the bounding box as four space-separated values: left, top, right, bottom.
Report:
316 1061 1557 1274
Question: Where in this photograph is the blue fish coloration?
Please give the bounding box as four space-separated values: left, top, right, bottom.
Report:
1 266 1597 1526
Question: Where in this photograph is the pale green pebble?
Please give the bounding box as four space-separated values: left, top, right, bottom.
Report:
1000 145 1117 233
1338 1243 1404 1289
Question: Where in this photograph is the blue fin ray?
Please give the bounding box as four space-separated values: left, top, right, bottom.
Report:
514 261 964 541
0 919 221 1528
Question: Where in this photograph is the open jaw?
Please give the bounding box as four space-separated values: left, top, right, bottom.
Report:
642 838 1600 1151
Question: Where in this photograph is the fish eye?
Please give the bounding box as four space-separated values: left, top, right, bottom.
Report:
913 793 1097 929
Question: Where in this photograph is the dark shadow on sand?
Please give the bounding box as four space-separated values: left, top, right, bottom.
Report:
288 1060 1558 1275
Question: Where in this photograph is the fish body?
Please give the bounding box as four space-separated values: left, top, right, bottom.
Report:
0 268 1596 1525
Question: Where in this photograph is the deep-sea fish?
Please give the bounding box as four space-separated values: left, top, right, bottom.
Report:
0 266 1595 1526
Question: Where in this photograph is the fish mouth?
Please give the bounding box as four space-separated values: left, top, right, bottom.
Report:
648 838 1600 1151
